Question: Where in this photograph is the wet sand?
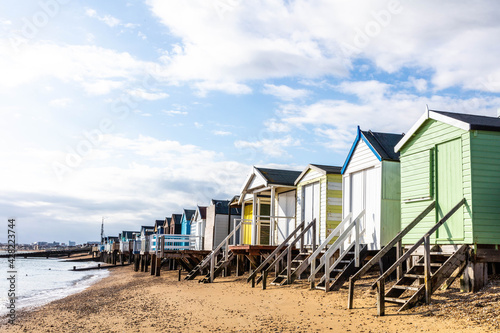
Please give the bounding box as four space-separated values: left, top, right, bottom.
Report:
2 266 497 332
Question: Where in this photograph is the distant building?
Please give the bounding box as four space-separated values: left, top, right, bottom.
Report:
68 241 76 247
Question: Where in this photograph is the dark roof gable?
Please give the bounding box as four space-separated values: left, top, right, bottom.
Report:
432 110 500 131
310 164 342 174
361 130 404 162
255 167 301 186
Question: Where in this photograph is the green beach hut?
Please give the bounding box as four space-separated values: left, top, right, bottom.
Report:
395 109 500 246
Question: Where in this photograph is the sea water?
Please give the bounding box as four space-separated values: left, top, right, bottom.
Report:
0 257 109 316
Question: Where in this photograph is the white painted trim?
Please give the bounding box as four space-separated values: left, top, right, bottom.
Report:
395 109 472 152
294 164 327 185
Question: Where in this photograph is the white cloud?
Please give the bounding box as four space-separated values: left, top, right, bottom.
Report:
0 41 153 95
269 79 500 151
263 84 310 101
128 88 169 100
147 0 500 94
408 77 428 92
193 81 252 97
86 8 121 27
234 135 301 157
163 110 188 116
0 134 250 243
49 98 72 108
212 130 232 136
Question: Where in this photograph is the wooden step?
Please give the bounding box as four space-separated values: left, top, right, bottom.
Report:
413 263 442 267
391 285 420 291
385 297 407 304
404 273 425 279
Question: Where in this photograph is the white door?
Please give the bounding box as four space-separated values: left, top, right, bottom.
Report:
302 182 320 245
277 191 296 244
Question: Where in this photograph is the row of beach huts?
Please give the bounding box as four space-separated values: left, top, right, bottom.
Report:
97 109 500 316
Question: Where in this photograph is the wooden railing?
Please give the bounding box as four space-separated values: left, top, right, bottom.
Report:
260 219 317 289
247 220 306 286
309 210 365 289
374 198 465 316
207 221 245 283
346 201 436 309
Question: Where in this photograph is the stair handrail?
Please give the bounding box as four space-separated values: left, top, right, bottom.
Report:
372 198 465 289
351 201 436 284
307 213 353 266
347 200 436 309
261 218 317 285
193 222 243 274
208 222 244 282
309 210 365 286
247 220 306 283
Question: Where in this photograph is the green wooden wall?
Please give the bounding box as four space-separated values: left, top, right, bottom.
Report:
380 160 401 246
470 130 500 244
400 119 473 245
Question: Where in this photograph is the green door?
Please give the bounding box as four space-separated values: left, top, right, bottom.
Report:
436 139 464 241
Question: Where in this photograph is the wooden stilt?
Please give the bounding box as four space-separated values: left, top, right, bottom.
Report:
262 270 267 290
377 279 385 316
150 254 156 276
178 269 182 281
347 277 354 309
156 257 161 276
140 255 145 272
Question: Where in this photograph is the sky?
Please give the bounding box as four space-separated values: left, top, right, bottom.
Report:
2 0 500 244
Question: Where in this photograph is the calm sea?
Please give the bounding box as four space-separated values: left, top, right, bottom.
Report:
0 256 109 317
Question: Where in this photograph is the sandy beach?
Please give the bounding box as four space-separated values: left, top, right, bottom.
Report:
2 266 498 333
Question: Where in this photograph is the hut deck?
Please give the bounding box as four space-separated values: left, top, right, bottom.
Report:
229 245 278 256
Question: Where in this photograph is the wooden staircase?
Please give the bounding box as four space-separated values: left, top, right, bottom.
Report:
270 251 312 286
185 255 211 280
185 222 242 283
308 210 365 292
373 198 467 316
199 251 235 283
248 219 316 289
315 243 368 292
381 244 468 312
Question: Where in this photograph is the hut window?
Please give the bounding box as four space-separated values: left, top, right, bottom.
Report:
401 149 433 202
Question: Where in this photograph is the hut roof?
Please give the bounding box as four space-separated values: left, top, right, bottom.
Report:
341 127 404 174
255 167 301 186
395 109 500 152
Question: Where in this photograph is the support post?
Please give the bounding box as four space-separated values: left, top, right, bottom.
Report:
396 240 402 281
324 253 330 292
347 277 354 309
262 270 267 290
145 254 149 273
424 235 431 305
355 220 360 267
287 246 292 283
150 254 156 276
210 253 215 283
156 257 161 276
140 255 145 272
178 269 181 281
377 279 385 316
310 257 316 289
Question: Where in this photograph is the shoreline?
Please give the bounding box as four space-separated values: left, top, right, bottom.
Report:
2 266 498 332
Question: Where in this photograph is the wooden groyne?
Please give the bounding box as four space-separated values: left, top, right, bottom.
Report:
71 263 131 271
0 247 92 258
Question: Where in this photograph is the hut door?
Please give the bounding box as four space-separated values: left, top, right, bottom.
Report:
436 139 464 241
277 191 296 244
243 204 253 245
302 182 320 245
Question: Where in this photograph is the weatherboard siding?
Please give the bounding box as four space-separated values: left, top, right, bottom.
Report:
400 120 472 245
380 160 401 246
470 130 500 244
344 139 380 174
326 174 342 241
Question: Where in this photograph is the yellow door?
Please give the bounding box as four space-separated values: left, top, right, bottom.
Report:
243 204 253 245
